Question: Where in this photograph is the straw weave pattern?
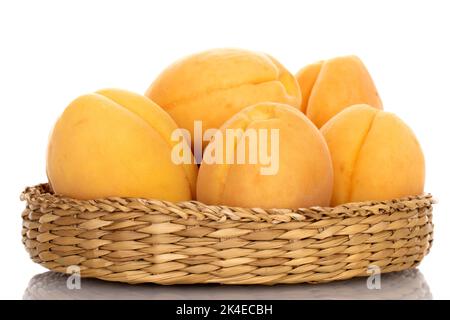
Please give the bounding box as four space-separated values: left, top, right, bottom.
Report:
21 184 434 285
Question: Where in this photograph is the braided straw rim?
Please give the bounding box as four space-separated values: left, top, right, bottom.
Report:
21 183 434 285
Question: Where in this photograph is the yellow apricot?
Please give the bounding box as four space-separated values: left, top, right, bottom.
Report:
146 49 301 149
197 102 333 209
46 89 198 201
321 104 425 206
296 55 382 128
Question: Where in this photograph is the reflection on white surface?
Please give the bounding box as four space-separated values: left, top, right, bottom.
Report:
23 269 431 300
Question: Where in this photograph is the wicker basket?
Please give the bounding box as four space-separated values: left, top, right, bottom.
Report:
21 183 434 285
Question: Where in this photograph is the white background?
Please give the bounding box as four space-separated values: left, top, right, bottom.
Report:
0 0 449 299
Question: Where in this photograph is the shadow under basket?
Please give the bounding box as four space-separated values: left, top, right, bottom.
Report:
21 184 435 285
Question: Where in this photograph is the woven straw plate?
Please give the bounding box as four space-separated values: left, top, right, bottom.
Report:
21 183 434 285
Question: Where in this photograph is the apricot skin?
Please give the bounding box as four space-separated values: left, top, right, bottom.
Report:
296 56 382 128
320 104 425 206
197 102 333 209
146 49 301 148
46 89 198 201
